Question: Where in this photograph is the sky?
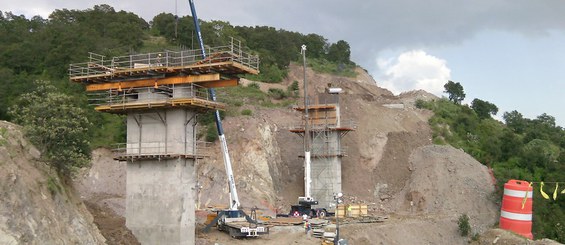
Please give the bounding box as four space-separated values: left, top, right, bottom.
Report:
2 0 565 127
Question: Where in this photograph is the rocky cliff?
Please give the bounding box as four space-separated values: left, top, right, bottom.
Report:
0 121 105 244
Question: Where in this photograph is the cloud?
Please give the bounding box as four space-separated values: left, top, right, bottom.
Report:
2 0 565 75
375 50 450 95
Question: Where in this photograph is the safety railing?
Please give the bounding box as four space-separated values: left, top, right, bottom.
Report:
310 145 348 156
112 141 212 158
288 119 357 131
87 83 214 107
69 37 259 78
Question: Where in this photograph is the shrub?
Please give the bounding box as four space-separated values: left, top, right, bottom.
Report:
471 233 480 241
268 88 287 100
241 109 253 116
458 214 471 237
287 80 300 97
247 82 260 89
308 58 357 77
47 175 62 195
205 124 218 142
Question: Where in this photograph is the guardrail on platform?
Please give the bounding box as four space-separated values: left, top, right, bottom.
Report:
310 145 348 156
112 141 212 158
69 37 259 78
87 83 213 107
288 119 357 131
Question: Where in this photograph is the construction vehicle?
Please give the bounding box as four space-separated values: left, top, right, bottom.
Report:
187 0 268 238
279 45 329 219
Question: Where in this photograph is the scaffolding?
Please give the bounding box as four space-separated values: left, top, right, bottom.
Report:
70 38 259 161
290 93 356 209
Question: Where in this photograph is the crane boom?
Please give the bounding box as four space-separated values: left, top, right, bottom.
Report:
188 0 240 211
297 45 316 206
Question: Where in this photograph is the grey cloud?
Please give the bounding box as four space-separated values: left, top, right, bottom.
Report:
3 0 565 68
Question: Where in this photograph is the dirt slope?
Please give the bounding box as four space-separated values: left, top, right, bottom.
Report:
0 121 106 244
73 148 139 244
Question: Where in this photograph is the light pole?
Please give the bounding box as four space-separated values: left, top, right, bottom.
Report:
334 192 343 245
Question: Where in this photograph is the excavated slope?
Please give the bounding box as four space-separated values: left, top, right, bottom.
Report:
0 121 105 244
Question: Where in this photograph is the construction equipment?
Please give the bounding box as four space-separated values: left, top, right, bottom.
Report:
280 45 329 219
188 0 268 237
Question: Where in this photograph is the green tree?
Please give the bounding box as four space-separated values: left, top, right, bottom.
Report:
327 40 351 64
9 80 91 176
503 110 527 133
303 33 328 59
443 80 465 104
471 98 498 119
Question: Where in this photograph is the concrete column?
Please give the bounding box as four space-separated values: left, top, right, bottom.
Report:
310 130 342 210
125 108 197 244
125 159 195 244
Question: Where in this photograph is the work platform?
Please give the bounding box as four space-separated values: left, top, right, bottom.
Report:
69 39 259 84
88 83 226 113
112 141 212 161
70 41 257 113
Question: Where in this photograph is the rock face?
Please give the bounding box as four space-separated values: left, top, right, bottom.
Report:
0 121 105 245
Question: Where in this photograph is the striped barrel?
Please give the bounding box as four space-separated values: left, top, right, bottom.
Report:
499 179 533 239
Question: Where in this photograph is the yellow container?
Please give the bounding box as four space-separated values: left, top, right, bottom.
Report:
346 204 368 217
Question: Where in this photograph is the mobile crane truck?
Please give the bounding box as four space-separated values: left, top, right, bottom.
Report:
187 0 268 238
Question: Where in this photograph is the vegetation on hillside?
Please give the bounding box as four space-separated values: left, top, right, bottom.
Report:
151 13 356 82
9 81 91 176
0 4 353 148
418 82 565 242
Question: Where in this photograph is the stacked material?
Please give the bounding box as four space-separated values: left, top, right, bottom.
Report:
313 223 337 240
312 229 325 238
309 218 329 229
358 215 388 223
322 232 336 242
265 217 303 226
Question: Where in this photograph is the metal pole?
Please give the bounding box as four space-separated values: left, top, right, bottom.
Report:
335 194 341 245
302 44 311 199
302 45 309 152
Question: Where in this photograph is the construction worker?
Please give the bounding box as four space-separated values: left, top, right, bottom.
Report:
156 53 163 66
304 220 311 234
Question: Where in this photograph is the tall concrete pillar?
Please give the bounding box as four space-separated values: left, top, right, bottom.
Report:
310 131 342 209
124 108 198 244
126 158 195 244
291 95 355 210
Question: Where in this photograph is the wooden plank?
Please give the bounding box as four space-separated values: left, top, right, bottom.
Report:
85 74 220 91
198 78 239 88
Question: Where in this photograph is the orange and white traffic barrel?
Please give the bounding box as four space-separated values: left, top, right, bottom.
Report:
499 179 533 239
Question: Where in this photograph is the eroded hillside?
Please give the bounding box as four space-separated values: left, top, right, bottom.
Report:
0 121 105 244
